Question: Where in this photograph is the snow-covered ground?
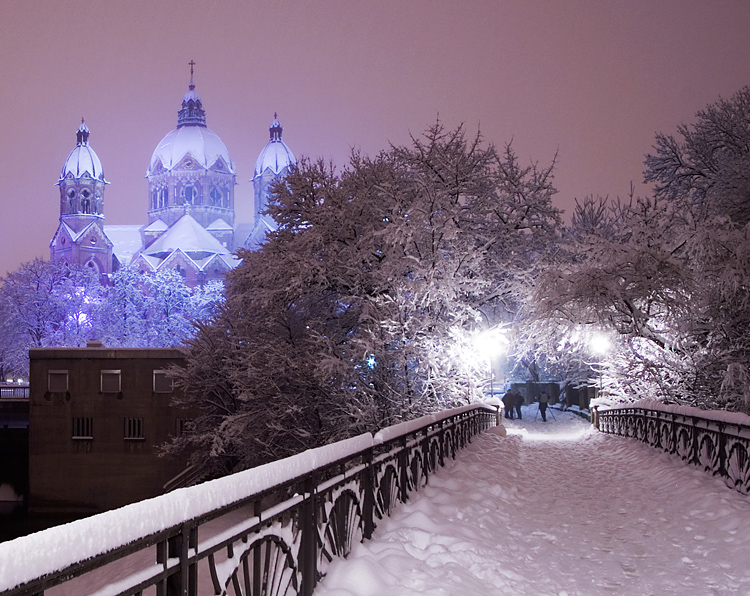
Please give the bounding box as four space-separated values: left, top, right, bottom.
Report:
315 406 750 595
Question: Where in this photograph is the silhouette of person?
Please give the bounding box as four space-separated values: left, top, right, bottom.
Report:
502 390 515 419
538 391 549 422
514 390 524 419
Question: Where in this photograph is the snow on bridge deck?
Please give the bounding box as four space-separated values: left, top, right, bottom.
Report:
316 408 750 595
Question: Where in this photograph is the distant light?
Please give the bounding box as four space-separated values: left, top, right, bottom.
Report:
474 327 509 359
590 332 611 355
366 354 376 369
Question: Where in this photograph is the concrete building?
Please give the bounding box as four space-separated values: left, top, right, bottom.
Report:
28 345 195 514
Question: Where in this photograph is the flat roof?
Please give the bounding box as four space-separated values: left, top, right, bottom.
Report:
29 347 186 360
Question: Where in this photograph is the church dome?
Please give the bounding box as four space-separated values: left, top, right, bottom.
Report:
60 120 105 181
148 126 234 174
254 115 296 178
147 76 235 176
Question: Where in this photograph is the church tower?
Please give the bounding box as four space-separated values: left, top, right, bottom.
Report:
133 64 239 287
145 65 236 242
245 114 296 249
50 120 114 276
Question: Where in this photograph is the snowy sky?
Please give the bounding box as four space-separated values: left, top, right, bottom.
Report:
1 0 750 277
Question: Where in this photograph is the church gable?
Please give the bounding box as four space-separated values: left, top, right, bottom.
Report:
72 221 113 250
174 153 203 171
50 224 75 251
210 155 230 173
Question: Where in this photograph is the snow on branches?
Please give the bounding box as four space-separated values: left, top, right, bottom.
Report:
168 122 562 473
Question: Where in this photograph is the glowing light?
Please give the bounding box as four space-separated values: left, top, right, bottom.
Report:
474 327 509 359
590 332 611 355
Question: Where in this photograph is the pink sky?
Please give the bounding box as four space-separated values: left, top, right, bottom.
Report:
1 0 749 277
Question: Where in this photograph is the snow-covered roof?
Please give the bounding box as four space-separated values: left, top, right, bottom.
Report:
244 216 278 250
143 219 169 232
103 224 144 266
143 214 231 257
148 125 234 175
60 121 106 182
206 218 233 231
254 116 295 178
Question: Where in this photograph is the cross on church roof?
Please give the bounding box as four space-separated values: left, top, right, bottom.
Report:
189 60 196 77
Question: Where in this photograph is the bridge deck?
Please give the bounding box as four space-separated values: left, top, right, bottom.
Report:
315 409 750 595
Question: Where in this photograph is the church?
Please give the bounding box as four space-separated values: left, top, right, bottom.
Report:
49 68 296 286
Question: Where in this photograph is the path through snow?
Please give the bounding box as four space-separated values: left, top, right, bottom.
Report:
316 407 750 595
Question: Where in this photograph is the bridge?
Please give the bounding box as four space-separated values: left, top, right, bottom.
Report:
1 402 749 595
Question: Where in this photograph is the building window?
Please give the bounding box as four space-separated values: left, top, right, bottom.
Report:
48 370 69 392
124 417 144 440
101 370 121 393
182 183 196 205
153 370 173 393
175 418 193 437
72 417 93 440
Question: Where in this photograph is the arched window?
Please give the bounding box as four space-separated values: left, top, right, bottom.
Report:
210 186 222 206
182 184 195 205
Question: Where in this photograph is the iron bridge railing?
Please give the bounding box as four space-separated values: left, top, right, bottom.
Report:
595 404 750 495
0 404 498 596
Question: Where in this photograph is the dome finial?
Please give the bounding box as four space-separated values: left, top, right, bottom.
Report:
76 118 90 146
270 114 283 141
178 62 206 128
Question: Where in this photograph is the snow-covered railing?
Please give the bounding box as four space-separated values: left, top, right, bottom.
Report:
595 399 750 494
0 404 498 596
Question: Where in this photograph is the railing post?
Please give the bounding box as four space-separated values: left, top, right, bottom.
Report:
299 475 318 596
691 417 700 466
165 529 183 596
362 448 375 540
421 427 430 485
719 424 727 477
399 436 409 503
438 420 445 468
252 499 262 595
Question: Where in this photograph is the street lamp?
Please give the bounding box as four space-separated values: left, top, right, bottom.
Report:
474 327 509 398
590 332 611 395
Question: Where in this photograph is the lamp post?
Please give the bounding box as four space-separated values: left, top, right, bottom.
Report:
590 332 611 397
475 327 509 398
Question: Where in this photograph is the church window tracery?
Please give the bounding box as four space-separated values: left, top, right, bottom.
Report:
209 185 225 207
182 184 195 205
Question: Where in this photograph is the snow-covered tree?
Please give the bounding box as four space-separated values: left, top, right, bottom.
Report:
535 86 750 412
0 261 224 376
167 123 562 473
645 85 750 226
0 259 102 376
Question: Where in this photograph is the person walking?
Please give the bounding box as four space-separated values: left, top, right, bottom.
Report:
502 389 515 419
538 391 549 422
514 389 524 420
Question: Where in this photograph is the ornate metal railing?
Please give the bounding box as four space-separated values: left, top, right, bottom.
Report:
596 404 750 494
0 404 498 596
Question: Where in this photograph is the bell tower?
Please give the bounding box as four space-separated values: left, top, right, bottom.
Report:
50 120 114 276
